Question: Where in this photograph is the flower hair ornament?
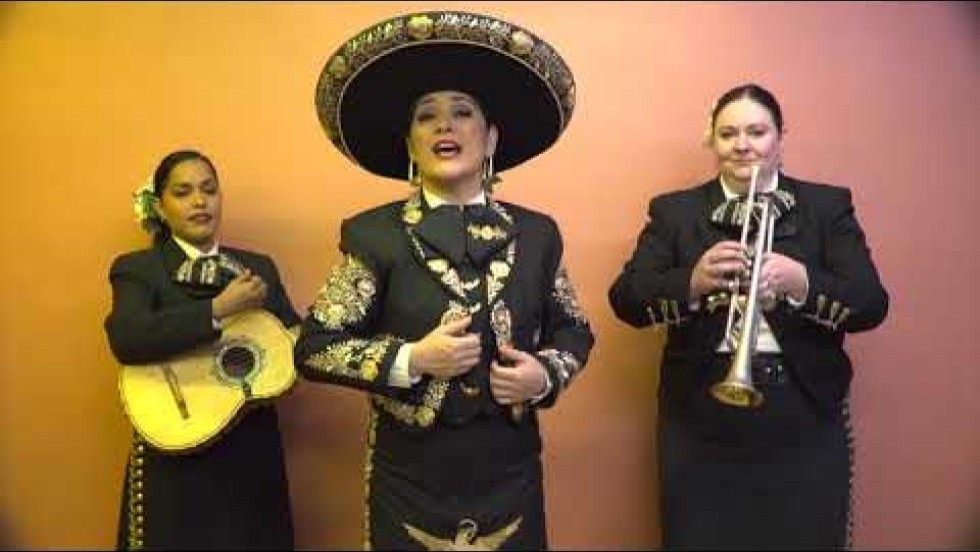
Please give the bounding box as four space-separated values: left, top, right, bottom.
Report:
702 97 721 146
133 177 165 234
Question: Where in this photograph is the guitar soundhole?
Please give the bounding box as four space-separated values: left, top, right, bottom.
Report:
219 346 256 380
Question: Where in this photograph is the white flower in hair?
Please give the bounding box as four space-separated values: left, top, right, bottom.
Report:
702 100 719 146
132 177 163 234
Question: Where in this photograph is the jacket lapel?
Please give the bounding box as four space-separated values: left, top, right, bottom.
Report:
402 191 473 303
697 179 731 244
482 199 518 305
771 174 799 240
401 191 519 306
158 238 190 279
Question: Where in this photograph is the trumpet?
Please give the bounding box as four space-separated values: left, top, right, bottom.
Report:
710 164 775 408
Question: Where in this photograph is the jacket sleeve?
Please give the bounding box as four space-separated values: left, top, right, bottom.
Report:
793 188 889 333
608 195 696 329
532 221 596 409
293 219 409 398
104 253 219 365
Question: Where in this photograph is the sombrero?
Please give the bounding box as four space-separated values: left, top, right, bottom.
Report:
314 11 576 180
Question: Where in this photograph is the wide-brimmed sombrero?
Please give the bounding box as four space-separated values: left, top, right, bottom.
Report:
314 11 576 180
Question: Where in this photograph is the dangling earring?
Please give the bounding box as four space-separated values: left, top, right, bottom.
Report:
481 154 500 193
407 158 421 187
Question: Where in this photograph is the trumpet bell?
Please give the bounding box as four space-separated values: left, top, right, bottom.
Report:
710 380 764 408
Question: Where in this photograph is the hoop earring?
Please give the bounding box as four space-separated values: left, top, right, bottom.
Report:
407 159 421 187
481 155 499 193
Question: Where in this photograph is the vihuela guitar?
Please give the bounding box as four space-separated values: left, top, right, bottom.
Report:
118 309 298 453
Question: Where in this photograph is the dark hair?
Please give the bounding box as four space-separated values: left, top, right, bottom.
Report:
152 150 219 197
709 83 784 134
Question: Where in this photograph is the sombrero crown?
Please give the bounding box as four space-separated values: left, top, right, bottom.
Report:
314 11 576 180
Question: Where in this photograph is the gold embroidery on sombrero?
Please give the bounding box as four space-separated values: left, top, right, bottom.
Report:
315 11 575 166
311 255 377 331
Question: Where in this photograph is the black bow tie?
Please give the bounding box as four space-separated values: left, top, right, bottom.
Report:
172 253 245 298
414 204 513 267
710 189 796 229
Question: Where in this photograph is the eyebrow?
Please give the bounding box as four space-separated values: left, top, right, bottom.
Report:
169 177 216 188
717 123 771 131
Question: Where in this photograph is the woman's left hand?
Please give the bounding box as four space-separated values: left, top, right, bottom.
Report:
759 252 808 305
489 344 548 405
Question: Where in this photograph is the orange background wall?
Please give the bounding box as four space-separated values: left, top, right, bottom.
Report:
1 1 978 549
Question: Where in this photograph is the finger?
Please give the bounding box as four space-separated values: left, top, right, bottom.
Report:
490 361 518 379
454 335 482 356
715 240 744 250
453 361 477 376
718 276 739 294
497 344 526 362
713 247 751 264
711 260 748 277
492 391 514 405
440 315 472 335
455 352 481 370
489 380 518 403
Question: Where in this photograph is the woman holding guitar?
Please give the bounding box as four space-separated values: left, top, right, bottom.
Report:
104 149 299 550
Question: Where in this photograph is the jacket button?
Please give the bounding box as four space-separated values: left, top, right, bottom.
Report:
459 381 481 397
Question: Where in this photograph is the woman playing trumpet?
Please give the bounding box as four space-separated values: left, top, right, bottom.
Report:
608 83 888 549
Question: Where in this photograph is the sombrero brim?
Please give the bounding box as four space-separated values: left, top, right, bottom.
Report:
315 12 575 181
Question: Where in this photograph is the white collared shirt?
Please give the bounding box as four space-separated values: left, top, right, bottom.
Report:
171 235 219 260
422 187 487 208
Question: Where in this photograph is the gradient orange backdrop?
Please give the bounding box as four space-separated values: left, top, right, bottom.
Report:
1 1 978 549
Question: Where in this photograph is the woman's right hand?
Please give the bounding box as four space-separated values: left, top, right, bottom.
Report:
211 269 268 320
408 315 481 379
690 240 750 299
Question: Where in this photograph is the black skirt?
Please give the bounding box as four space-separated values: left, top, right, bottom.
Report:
115 405 293 551
659 355 853 550
365 409 547 551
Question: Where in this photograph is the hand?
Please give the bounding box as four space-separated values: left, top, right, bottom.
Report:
489 344 548 405
759 252 808 305
409 316 481 379
211 269 268 319
690 240 750 299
